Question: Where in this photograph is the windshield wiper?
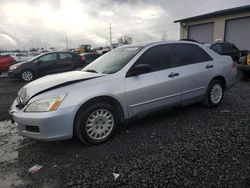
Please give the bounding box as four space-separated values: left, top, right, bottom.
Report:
84 69 99 73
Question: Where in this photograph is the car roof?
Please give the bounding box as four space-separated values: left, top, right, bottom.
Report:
40 51 78 56
47 51 74 53
212 42 234 45
120 40 200 48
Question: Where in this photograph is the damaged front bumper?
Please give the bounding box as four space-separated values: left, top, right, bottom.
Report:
9 98 76 141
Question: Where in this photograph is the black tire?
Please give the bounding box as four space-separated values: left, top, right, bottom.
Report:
74 102 118 145
20 70 34 82
203 79 224 107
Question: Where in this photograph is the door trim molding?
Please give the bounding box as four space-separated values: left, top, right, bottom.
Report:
130 92 181 108
129 86 205 108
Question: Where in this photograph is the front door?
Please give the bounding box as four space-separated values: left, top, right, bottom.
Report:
125 44 181 117
37 53 58 75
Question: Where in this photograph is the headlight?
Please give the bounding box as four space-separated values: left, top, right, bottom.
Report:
9 64 21 70
25 94 67 112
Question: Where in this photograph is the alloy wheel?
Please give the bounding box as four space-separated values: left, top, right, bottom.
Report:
21 71 33 81
210 83 223 104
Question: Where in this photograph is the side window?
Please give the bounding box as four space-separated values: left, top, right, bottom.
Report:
132 45 173 73
59 53 73 60
175 44 212 66
221 44 230 52
39 53 57 62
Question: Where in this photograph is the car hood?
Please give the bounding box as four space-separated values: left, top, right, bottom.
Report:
10 61 27 67
18 71 102 104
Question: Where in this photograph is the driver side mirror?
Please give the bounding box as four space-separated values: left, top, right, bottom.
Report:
127 64 151 77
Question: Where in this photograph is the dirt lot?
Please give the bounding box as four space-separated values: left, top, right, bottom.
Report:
0 76 250 187
0 77 25 121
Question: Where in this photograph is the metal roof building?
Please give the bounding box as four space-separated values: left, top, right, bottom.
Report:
174 5 250 50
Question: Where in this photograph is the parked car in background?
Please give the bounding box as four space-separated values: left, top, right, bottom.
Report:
0 55 15 75
10 41 237 144
237 52 250 80
12 53 34 63
80 52 102 65
210 42 241 62
8 51 85 81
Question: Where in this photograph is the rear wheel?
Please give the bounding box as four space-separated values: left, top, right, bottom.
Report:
20 70 34 82
74 102 117 145
203 79 224 107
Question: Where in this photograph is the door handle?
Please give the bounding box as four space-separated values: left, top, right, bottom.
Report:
168 72 179 78
206 64 214 69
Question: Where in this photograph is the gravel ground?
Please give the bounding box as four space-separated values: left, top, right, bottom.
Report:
0 77 250 187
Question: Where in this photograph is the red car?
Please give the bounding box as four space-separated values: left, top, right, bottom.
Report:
0 55 14 75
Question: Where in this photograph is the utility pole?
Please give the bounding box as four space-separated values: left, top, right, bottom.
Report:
44 34 48 50
163 31 168 41
109 24 112 50
65 36 69 51
162 31 166 40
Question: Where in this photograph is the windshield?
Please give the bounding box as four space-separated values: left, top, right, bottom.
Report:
82 46 142 74
27 53 46 62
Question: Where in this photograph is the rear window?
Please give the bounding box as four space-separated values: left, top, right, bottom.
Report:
175 43 212 66
211 44 222 53
221 44 231 51
59 53 73 60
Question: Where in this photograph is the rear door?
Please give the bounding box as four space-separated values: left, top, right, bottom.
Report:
125 44 181 117
56 52 76 72
174 43 214 102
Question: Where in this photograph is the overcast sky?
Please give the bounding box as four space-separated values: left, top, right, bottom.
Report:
0 0 249 50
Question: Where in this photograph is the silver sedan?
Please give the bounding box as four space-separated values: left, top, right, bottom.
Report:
10 41 237 144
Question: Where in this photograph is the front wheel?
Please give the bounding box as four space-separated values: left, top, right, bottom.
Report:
203 79 224 107
20 70 34 82
74 103 117 145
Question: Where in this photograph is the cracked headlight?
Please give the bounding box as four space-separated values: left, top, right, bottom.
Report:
25 94 67 112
